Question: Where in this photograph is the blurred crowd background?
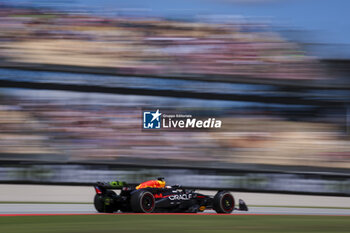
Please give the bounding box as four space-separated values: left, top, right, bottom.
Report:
0 88 349 170
0 1 349 193
0 3 322 80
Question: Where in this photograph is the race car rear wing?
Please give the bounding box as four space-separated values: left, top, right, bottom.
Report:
94 181 129 192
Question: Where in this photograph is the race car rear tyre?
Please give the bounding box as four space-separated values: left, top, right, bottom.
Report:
213 191 235 214
94 191 117 213
130 190 155 213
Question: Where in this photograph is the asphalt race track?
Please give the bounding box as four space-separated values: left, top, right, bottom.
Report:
1 204 350 216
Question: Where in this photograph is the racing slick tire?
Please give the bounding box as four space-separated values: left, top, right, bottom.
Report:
94 191 117 213
213 191 235 214
130 190 155 213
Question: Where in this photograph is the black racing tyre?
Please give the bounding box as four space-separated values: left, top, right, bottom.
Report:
94 191 117 213
130 190 155 213
213 191 235 214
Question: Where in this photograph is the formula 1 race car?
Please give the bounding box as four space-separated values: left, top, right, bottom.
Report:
93 177 248 213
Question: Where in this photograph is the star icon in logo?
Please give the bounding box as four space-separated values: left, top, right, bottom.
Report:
151 109 161 122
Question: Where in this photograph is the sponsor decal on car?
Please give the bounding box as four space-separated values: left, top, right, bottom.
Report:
168 194 192 200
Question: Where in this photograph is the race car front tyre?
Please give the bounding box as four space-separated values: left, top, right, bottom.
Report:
130 190 155 213
94 191 117 213
213 191 235 214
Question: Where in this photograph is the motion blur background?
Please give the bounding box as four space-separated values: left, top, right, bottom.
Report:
0 0 349 196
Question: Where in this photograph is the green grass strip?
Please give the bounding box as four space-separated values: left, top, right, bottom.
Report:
0 215 350 233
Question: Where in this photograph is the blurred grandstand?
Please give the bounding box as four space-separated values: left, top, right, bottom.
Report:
0 89 349 170
0 3 349 194
0 3 322 81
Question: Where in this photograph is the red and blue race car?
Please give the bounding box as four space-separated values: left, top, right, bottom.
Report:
93 177 248 213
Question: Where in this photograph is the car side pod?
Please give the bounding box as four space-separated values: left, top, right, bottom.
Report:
238 199 248 211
